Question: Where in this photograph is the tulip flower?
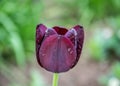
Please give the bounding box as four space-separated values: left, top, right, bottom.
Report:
36 24 84 86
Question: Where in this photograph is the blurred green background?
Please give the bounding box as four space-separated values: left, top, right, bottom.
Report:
0 0 120 86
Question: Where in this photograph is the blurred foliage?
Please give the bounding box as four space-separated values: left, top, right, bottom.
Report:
99 62 120 86
89 30 106 61
30 69 46 86
89 19 120 61
41 0 120 27
0 0 44 85
112 62 120 79
0 0 43 66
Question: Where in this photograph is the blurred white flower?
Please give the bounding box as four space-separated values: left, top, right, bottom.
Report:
103 28 113 39
108 77 120 86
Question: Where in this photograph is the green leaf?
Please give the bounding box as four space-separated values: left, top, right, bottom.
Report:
0 12 26 66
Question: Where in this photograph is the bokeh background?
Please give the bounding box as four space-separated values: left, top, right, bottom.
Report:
0 0 120 86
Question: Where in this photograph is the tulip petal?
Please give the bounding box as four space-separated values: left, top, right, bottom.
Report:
72 25 84 67
65 28 77 46
53 26 68 35
36 24 47 44
39 34 76 73
36 24 47 67
44 28 57 39
65 25 84 67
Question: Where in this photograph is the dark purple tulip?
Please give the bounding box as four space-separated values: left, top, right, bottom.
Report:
36 24 84 73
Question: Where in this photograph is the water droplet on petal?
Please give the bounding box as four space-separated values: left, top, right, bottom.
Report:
42 54 46 56
70 50 73 54
67 48 73 54
58 35 61 39
68 48 71 52
79 44 81 49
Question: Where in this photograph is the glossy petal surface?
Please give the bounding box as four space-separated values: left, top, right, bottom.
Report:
44 28 57 39
72 25 84 67
36 24 47 44
36 24 47 67
65 28 77 46
39 34 76 73
65 25 84 67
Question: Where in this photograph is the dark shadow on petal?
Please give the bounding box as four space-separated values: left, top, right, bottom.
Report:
53 26 68 35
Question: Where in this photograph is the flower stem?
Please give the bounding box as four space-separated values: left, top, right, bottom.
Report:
52 73 59 86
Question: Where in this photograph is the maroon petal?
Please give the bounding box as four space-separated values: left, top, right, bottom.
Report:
44 28 57 39
53 26 68 35
39 34 76 73
65 28 77 46
72 25 84 67
65 25 84 67
36 24 47 44
36 24 47 67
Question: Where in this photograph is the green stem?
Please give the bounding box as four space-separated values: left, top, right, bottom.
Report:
52 73 59 86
